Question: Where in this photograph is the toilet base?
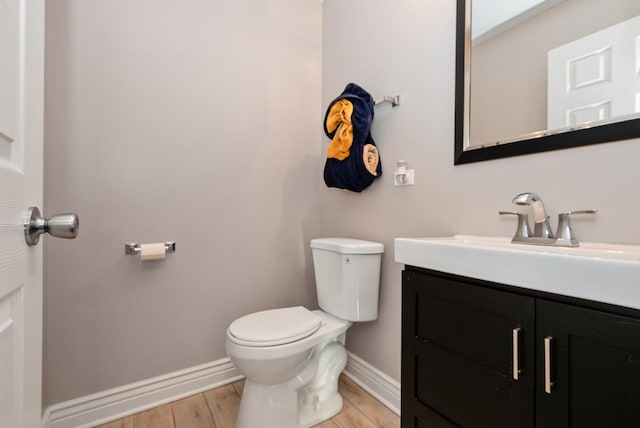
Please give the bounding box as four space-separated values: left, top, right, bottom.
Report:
235 379 344 428
236 380 300 428
299 392 343 427
235 338 348 428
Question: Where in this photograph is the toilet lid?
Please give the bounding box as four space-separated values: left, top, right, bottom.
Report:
228 306 322 347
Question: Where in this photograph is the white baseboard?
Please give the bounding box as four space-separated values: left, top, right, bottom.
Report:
343 352 401 415
42 358 242 428
41 352 400 428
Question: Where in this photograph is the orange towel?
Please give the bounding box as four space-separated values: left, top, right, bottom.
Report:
325 100 354 160
363 144 379 176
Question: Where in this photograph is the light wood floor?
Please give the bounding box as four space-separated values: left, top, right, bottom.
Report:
97 375 399 428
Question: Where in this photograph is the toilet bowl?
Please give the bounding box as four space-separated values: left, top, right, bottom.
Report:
225 238 383 428
226 309 351 427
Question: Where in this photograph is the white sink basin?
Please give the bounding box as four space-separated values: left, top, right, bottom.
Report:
394 235 640 310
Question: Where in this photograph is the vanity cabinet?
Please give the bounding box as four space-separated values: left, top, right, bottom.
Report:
401 267 640 428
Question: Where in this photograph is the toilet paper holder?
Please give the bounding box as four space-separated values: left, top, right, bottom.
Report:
125 241 176 255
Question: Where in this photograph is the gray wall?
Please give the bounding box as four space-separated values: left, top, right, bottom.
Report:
43 0 640 408
322 0 640 382
44 0 323 406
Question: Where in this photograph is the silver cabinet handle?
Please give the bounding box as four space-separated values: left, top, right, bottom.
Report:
544 336 554 394
512 328 521 380
24 206 79 246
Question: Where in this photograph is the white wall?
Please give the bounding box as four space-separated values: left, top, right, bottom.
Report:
44 0 323 406
322 0 640 382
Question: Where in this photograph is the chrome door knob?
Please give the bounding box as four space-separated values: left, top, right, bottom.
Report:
24 206 79 246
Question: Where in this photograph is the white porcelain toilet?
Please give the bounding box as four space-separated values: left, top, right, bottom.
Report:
225 238 384 428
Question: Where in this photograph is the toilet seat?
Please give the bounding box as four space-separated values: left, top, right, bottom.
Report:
228 306 322 347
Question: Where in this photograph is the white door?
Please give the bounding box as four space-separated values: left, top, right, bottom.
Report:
547 14 640 129
0 0 45 427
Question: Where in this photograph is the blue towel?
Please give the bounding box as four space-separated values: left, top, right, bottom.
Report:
323 83 382 192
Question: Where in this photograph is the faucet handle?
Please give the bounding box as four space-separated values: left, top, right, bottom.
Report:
499 211 531 239
555 209 597 244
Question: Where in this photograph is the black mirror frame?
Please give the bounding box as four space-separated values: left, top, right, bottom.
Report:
454 0 640 165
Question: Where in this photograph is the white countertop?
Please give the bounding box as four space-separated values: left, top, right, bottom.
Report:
395 235 640 310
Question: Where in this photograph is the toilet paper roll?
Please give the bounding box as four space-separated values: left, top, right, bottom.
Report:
139 243 166 261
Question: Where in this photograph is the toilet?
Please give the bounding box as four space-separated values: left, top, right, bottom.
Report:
225 238 384 428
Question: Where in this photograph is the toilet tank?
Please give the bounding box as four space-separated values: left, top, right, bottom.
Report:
310 238 384 322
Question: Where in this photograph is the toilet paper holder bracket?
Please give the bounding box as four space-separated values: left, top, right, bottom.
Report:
125 241 176 255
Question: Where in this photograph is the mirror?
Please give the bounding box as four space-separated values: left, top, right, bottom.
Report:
455 0 640 164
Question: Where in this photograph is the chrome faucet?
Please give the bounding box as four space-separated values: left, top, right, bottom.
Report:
512 192 553 238
500 192 597 247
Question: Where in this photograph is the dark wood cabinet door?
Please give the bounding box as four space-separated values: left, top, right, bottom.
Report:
402 270 535 428
536 300 640 428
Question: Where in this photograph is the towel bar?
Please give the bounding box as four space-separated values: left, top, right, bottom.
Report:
374 95 400 108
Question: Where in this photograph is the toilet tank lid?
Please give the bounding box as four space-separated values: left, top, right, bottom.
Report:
310 238 384 254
